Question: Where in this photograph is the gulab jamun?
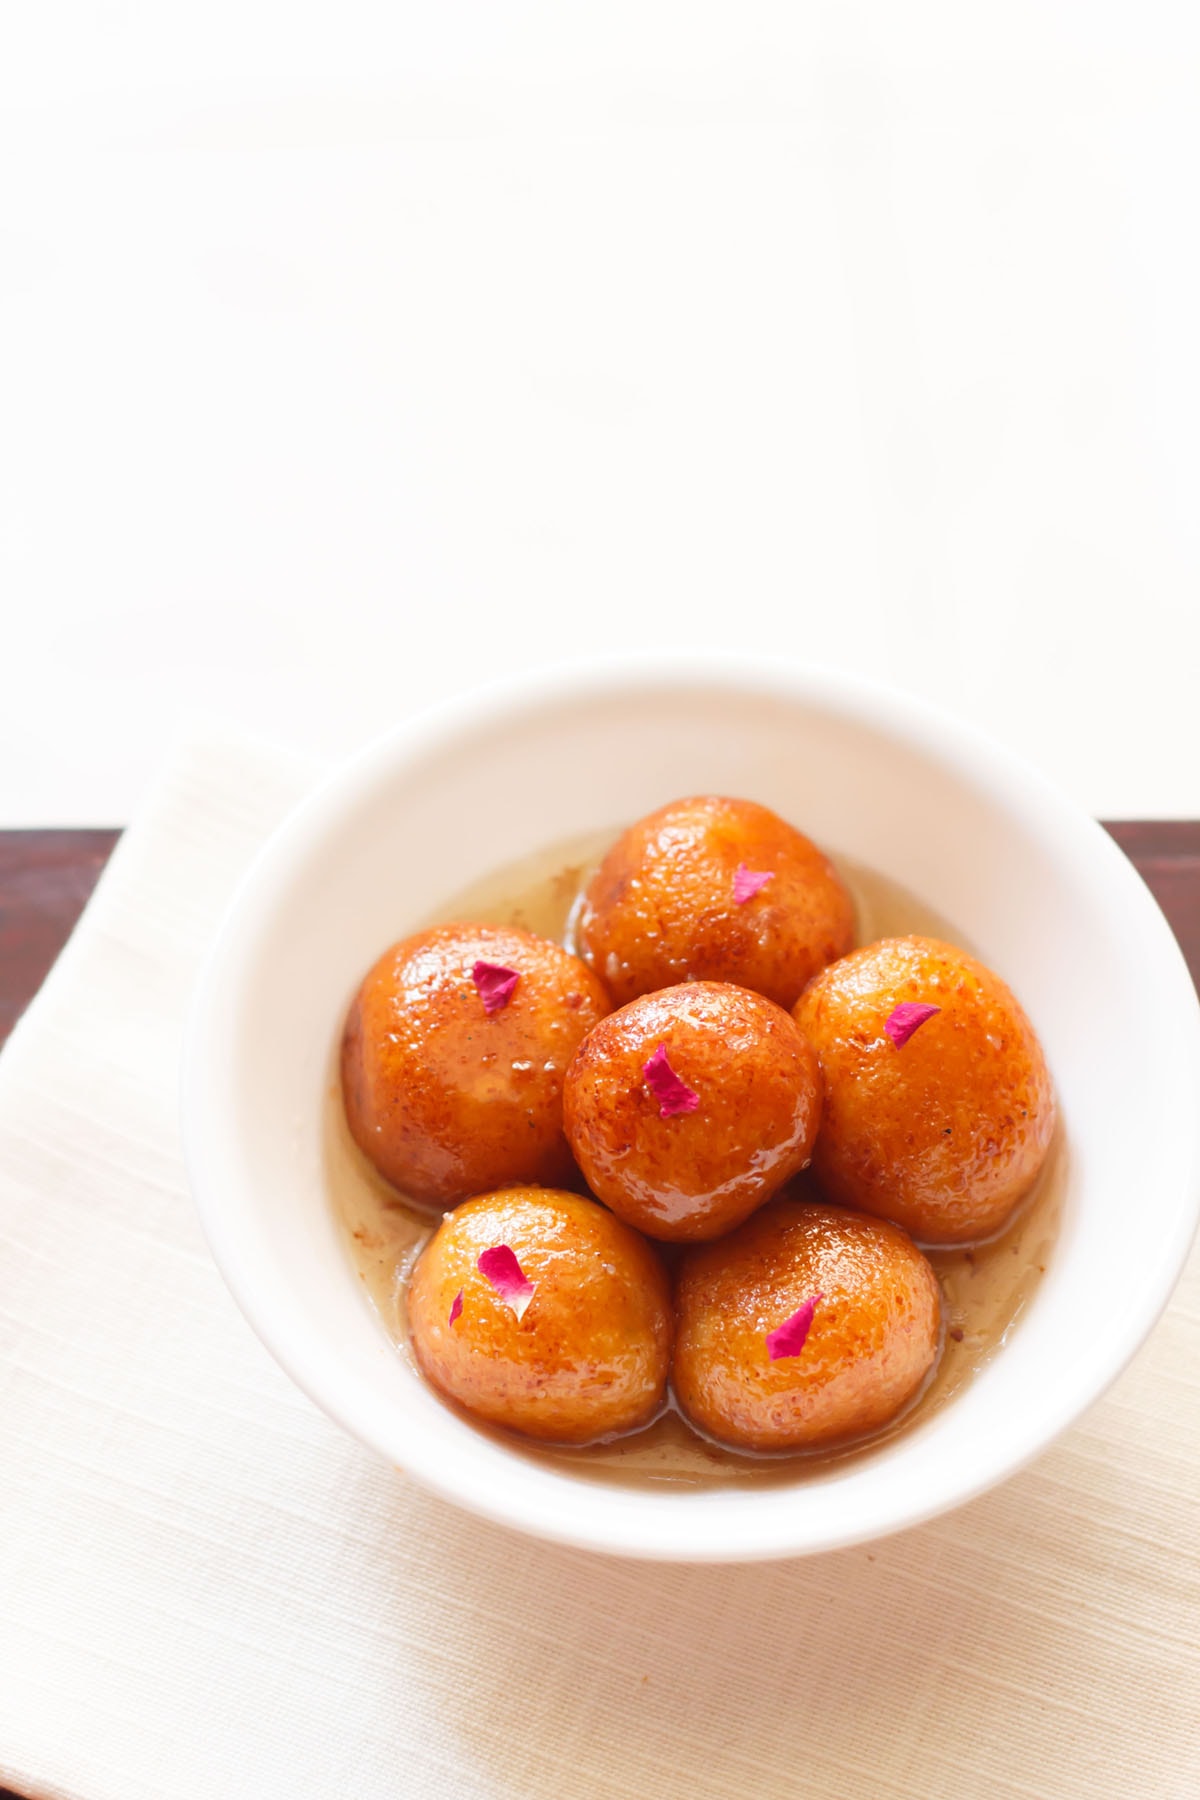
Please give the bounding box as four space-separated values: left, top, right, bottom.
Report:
794 935 1056 1245
673 1195 942 1452
576 795 855 1010
563 981 822 1241
342 923 610 1208
408 1187 672 1443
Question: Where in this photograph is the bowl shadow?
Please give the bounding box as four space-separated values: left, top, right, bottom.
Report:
343 1368 1198 1800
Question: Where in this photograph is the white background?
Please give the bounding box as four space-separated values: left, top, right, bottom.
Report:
2 3 1199 825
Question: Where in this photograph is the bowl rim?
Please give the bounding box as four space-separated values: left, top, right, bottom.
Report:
181 652 1200 1560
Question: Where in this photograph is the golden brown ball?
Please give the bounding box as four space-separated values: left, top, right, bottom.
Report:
342 923 610 1208
563 981 822 1241
575 795 855 1010
794 935 1056 1245
673 1195 942 1452
408 1187 672 1443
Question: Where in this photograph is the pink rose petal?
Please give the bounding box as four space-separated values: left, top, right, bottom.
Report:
884 1001 941 1047
642 1042 700 1119
472 960 520 1016
733 863 774 904
477 1244 536 1322
766 1293 824 1362
448 1290 463 1327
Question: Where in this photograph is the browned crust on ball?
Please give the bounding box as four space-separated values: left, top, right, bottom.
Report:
673 1196 942 1451
794 936 1056 1245
408 1187 672 1443
563 981 823 1241
341 923 610 1207
577 796 855 1009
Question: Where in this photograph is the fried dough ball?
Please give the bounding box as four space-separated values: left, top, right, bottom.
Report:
342 924 610 1208
576 795 855 1010
563 981 822 1242
673 1196 941 1452
408 1187 672 1443
794 936 1056 1245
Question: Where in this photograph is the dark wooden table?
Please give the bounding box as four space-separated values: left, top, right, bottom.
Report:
0 822 1196 1800
0 831 121 1047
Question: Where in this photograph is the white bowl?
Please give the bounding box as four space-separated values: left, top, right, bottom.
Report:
182 657 1200 1561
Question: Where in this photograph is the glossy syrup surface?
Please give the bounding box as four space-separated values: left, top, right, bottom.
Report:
328 832 1064 1488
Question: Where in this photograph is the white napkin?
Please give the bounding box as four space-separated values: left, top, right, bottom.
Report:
2 720 1198 1800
